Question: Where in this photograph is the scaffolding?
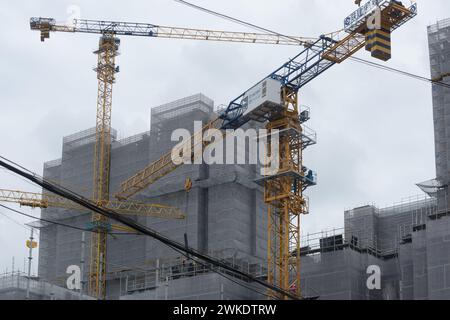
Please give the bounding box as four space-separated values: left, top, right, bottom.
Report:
427 17 450 35
300 227 397 259
113 131 151 149
344 195 438 258
379 195 436 217
62 127 118 154
44 158 62 170
151 93 214 127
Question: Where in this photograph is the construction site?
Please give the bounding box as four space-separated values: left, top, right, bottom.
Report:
1 0 450 301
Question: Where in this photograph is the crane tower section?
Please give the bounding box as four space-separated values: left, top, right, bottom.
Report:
89 34 120 299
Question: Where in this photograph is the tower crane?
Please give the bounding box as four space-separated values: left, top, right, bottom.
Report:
114 0 417 299
29 16 331 299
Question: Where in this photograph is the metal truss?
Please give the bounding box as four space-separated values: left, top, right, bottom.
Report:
0 188 185 219
30 17 311 46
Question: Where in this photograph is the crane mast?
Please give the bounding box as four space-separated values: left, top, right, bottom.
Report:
88 34 119 299
260 88 306 297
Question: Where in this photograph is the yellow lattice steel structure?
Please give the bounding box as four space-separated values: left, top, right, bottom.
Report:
88 34 119 299
0 188 185 219
263 89 306 298
30 17 317 46
116 118 224 200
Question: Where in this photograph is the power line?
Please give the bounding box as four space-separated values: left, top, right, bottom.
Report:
0 156 301 300
174 0 450 90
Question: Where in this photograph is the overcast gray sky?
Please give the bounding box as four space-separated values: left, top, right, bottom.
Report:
0 0 448 273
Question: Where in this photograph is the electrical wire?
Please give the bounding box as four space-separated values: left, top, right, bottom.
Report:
174 0 450 90
0 156 301 300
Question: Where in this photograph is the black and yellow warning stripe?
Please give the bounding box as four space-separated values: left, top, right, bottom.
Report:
365 28 391 61
365 28 391 49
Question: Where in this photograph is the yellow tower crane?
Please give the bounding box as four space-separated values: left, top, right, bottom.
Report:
114 1 417 299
